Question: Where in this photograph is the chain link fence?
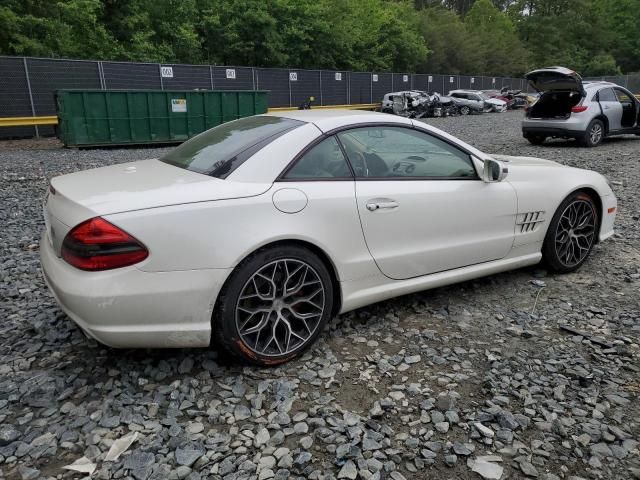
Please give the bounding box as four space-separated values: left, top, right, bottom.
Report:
584 74 640 94
1 55 534 138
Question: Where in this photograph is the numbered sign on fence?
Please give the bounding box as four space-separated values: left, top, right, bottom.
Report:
160 66 173 78
289 72 298 81
428 76 433 82
226 69 236 80
449 76 454 83
403 75 408 82
471 77 475 84
372 74 378 82
335 72 342 81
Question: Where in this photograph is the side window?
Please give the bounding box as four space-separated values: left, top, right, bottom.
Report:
337 126 477 179
597 88 617 102
284 136 352 179
615 89 633 103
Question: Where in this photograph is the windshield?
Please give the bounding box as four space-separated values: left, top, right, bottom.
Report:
161 116 303 178
478 92 491 100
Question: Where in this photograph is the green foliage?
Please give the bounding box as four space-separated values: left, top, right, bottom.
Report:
0 0 634 76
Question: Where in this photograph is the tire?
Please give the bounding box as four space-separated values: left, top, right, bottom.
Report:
526 135 546 145
542 191 599 273
460 105 470 115
578 119 605 147
213 245 334 366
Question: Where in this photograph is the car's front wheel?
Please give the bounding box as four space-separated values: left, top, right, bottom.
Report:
213 245 333 365
542 191 599 273
460 105 470 115
579 119 605 147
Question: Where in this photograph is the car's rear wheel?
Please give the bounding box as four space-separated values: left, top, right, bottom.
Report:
213 245 333 365
579 119 605 147
460 105 470 115
526 135 546 145
542 191 599 273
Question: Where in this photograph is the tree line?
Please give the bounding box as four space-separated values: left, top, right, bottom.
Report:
0 0 637 77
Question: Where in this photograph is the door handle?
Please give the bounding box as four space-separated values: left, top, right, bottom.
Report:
603 105 610 110
366 201 398 211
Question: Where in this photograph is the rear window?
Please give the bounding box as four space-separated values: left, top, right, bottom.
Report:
161 116 303 178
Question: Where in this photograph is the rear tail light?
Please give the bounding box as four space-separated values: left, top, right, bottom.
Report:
62 217 148 271
571 105 588 113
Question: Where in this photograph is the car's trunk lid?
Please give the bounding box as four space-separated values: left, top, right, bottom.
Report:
44 159 270 256
525 66 585 94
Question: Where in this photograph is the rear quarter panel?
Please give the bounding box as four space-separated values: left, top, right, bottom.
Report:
105 182 377 282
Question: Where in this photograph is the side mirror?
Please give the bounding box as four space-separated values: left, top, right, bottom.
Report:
482 158 508 182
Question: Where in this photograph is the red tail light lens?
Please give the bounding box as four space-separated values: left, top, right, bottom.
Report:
62 217 148 271
571 105 588 113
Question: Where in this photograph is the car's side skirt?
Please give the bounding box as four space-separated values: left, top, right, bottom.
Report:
339 249 542 313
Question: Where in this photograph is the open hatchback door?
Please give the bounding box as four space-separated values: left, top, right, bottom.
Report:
525 67 585 95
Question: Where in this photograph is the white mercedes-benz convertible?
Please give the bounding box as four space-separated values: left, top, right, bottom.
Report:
41 110 617 365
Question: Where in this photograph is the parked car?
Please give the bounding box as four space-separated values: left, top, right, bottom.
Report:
523 66 640 147
483 88 529 110
381 91 458 118
381 91 426 116
41 111 617 365
449 89 507 113
446 90 485 115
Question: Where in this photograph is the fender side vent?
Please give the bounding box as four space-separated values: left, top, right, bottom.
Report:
517 211 545 233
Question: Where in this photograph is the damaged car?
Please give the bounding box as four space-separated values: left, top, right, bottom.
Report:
523 66 640 147
449 89 507 113
381 91 458 118
446 90 485 115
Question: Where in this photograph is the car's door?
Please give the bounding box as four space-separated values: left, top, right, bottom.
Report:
613 88 638 129
469 94 483 110
336 125 517 280
598 88 623 130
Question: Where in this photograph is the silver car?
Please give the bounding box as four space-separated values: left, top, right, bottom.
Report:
449 90 507 113
522 66 640 147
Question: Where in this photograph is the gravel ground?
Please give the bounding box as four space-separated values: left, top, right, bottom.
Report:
1 111 639 480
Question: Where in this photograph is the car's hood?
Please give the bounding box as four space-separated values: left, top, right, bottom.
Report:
490 154 563 168
525 66 584 94
49 159 271 225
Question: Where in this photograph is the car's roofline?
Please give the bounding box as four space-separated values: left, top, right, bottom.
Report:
583 81 620 89
264 109 413 132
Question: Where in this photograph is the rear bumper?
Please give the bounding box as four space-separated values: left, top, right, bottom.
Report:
40 231 231 348
522 126 584 138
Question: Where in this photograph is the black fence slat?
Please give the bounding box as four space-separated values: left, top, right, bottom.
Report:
349 72 372 104
255 68 289 108
212 66 254 91
290 70 320 108
161 64 212 90
320 70 348 105
102 62 161 90
0 57 35 137
371 73 392 103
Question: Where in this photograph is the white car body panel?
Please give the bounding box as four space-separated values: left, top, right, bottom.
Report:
354 179 517 279
40 110 617 348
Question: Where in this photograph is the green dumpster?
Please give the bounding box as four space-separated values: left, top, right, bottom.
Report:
55 89 269 147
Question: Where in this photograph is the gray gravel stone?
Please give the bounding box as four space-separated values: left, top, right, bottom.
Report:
175 447 204 467
2 112 639 480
